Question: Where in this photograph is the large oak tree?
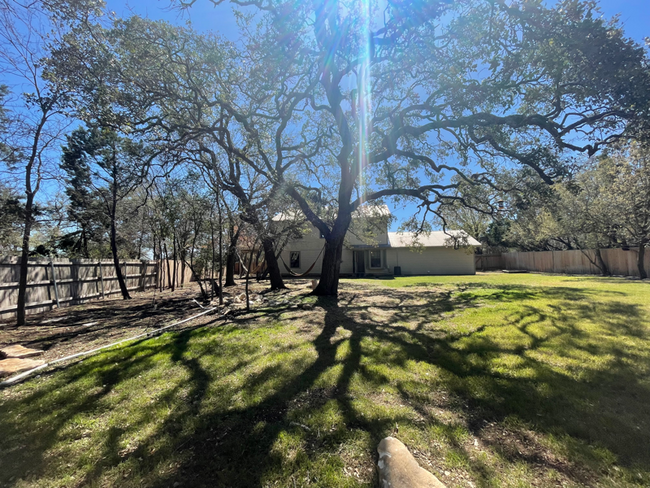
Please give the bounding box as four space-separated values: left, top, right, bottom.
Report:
52 0 650 295
173 0 650 295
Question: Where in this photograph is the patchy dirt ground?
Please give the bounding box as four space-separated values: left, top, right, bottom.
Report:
0 277 450 366
0 279 313 364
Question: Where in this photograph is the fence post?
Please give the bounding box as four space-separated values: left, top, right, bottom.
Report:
49 261 60 308
139 260 147 292
552 251 556 273
98 261 105 299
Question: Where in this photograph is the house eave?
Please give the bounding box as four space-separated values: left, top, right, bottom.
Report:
348 244 391 249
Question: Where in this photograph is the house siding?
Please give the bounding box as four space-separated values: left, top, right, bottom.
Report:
278 216 477 277
281 239 476 277
385 247 476 276
280 227 355 276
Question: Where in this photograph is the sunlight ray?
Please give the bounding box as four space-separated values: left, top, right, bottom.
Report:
357 0 373 203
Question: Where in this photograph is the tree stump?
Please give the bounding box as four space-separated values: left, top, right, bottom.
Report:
377 437 446 488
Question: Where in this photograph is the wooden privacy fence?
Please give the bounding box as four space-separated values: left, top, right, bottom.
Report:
157 259 195 291
501 248 650 277
0 257 194 318
475 254 504 271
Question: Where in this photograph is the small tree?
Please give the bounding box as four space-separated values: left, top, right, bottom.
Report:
600 145 650 278
0 2 71 324
434 179 503 252
61 127 152 299
0 181 24 253
550 170 617 275
60 129 110 257
497 147 650 278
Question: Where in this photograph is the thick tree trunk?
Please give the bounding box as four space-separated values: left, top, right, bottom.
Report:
595 248 610 276
242 208 285 290
261 236 286 290
225 243 237 286
225 223 240 287
638 241 647 279
235 186 285 290
312 235 345 296
110 218 131 299
312 218 349 296
16 194 34 326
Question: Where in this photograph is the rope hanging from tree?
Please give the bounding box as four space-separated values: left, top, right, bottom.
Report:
279 245 326 278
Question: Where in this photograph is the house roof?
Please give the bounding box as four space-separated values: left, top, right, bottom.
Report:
273 204 391 221
353 204 391 218
272 210 302 222
388 231 481 248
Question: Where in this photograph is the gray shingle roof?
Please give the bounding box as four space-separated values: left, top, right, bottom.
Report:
388 231 481 248
273 204 391 221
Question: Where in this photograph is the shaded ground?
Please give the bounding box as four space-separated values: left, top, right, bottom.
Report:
1 274 649 488
0 280 288 364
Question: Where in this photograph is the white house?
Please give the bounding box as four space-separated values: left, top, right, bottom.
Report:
276 205 481 277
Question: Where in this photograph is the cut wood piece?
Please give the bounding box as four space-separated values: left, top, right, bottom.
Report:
41 317 65 324
0 344 44 359
377 437 446 488
0 358 46 377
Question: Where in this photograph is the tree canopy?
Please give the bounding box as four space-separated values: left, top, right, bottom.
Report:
42 0 650 295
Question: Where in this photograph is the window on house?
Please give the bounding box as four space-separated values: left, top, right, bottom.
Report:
370 250 381 268
290 251 301 268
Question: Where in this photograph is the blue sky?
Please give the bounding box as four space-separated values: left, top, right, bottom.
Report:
585 0 649 42
105 1 649 44
99 0 650 230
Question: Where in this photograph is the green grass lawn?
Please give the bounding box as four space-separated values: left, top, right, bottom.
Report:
1 273 649 487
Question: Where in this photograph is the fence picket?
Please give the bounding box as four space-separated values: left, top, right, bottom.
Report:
0 258 193 318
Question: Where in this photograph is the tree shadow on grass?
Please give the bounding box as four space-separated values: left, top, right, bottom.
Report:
1 282 649 487
351 285 650 481
0 289 207 357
